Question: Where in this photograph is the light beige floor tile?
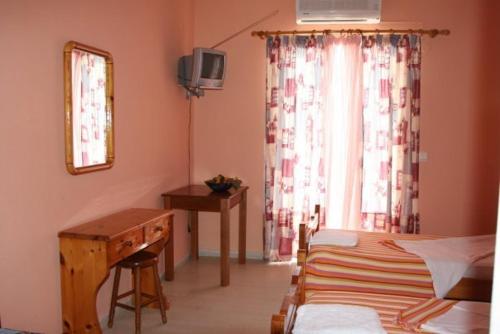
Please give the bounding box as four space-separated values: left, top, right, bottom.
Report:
104 257 294 334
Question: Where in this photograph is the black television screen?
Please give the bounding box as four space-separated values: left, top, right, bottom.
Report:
201 53 225 80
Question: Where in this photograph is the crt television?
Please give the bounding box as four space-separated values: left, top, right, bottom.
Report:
178 48 226 89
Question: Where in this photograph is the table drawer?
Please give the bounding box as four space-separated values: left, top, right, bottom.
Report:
145 217 169 244
107 229 144 265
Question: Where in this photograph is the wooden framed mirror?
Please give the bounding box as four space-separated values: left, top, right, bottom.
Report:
64 41 114 175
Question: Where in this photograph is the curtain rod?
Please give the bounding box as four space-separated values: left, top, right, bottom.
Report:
251 28 450 39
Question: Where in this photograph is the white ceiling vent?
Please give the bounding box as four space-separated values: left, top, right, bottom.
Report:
296 0 381 24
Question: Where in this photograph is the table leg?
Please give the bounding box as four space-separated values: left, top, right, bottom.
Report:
165 216 174 281
189 210 199 260
238 190 247 264
60 238 109 334
140 266 170 309
164 197 174 281
220 199 230 286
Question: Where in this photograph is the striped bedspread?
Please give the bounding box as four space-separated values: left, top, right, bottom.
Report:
305 231 440 298
396 298 457 331
306 290 430 334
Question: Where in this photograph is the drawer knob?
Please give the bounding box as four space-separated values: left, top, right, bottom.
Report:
122 240 133 247
154 226 164 232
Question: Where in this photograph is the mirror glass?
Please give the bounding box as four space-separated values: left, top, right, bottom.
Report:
64 41 114 175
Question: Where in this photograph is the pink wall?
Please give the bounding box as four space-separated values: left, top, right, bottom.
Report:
474 0 500 235
192 0 499 256
0 0 193 332
0 0 498 331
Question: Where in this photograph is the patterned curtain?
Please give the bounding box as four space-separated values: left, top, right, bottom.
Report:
264 36 326 261
360 35 422 234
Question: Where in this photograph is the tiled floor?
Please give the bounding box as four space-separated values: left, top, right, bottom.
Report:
103 257 295 334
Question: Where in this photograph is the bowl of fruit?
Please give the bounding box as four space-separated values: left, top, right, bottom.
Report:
205 175 242 193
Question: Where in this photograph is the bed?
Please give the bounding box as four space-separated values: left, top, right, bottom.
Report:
270 206 494 333
271 269 436 334
301 291 434 334
304 230 494 301
296 291 490 334
298 206 493 301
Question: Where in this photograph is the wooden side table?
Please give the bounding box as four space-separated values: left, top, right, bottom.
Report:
162 185 248 286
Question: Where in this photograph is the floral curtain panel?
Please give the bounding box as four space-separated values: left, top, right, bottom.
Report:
264 36 326 261
360 35 422 233
264 34 422 261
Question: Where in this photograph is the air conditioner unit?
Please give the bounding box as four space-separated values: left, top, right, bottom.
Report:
296 0 381 24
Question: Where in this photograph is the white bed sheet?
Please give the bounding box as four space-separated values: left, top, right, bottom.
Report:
421 301 490 334
395 235 495 297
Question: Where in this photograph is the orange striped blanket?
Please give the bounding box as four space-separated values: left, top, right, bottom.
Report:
305 231 440 298
306 291 429 334
396 298 457 331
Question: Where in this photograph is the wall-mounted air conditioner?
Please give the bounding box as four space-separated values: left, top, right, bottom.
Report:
296 0 381 24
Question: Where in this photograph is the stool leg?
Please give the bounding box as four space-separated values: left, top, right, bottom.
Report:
153 263 167 324
133 267 142 334
108 266 122 328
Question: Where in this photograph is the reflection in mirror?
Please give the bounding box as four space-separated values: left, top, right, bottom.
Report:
71 49 106 167
64 41 114 175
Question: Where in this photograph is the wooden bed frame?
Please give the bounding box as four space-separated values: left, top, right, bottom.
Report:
270 205 319 334
270 205 493 334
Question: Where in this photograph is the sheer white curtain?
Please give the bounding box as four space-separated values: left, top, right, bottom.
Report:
322 36 363 230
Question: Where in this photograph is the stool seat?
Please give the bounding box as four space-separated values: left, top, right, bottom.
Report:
108 250 167 334
119 251 158 268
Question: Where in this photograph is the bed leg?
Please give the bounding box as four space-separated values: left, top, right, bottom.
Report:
271 314 285 334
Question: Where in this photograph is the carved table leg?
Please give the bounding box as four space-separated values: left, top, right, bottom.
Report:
142 220 172 309
140 266 170 310
60 238 109 334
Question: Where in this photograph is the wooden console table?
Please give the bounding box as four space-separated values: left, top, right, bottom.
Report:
58 208 173 334
162 185 248 286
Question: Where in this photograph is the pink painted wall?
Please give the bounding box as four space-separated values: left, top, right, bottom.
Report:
192 0 499 256
0 0 193 332
0 0 498 331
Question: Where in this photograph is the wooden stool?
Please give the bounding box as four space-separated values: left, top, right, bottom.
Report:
108 251 167 334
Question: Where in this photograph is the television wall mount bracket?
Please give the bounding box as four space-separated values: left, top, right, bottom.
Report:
183 86 205 99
